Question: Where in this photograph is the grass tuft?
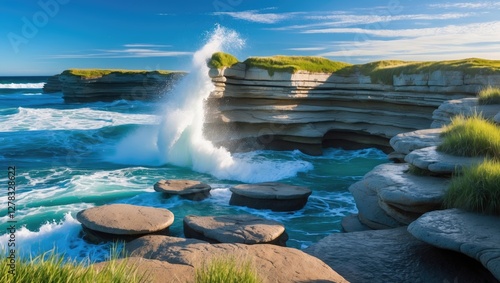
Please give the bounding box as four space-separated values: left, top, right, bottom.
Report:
208 52 240 69
437 114 500 159
444 159 500 215
195 256 262 283
0 249 143 283
478 86 500 105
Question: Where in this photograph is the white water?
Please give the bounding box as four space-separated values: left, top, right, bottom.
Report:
0 83 45 89
112 26 313 182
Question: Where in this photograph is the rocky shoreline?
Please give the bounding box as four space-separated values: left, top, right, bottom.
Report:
43 57 500 282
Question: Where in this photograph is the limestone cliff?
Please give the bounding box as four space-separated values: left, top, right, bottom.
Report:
205 62 500 155
44 70 186 102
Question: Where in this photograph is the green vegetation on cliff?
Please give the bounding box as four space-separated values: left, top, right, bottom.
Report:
437 114 500 159
444 159 500 215
211 53 500 84
244 56 351 76
62 69 176 79
478 86 500 105
0 250 143 283
195 257 261 283
208 52 239 69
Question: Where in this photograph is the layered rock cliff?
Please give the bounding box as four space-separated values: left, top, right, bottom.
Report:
44 70 185 102
205 61 500 155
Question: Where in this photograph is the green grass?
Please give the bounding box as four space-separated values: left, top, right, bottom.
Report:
208 52 239 69
0 249 144 283
244 56 351 76
437 114 500 159
62 69 176 79
444 159 500 215
478 86 500 105
213 53 500 83
195 257 261 283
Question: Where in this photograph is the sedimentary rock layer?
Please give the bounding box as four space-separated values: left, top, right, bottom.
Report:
206 64 500 154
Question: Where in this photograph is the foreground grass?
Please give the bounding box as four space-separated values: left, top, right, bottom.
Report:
437 114 500 159
0 250 143 283
195 257 261 283
478 86 500 105
444 160 500 215
62 69 175 78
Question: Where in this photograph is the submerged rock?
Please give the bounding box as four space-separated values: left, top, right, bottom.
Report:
76 204 174 243
127 235 348 283
408 209 500 281
183 214 288 246
229 182 312 211
304 227 498 283
154 179 211 201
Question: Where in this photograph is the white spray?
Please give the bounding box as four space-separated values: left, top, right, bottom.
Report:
113 26 312 182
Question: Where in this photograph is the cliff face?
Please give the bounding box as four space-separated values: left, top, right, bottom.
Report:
205 63 500 155
44 71 186 102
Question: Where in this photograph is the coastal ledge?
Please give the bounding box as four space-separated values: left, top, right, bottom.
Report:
206 54 500 154
43 69 186 102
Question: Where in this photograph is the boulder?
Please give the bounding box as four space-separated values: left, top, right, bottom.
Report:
304 227 498 283
408 209 500 281
229 182 311 211
183 214 287 246
404 146 484 174
76 204 174 243
389 128 443 155
375 163 449 214
92 257 194 283
341 214 371 232
154 179 211 201
127 235 348 283
431 97 500 128
349 179 402 229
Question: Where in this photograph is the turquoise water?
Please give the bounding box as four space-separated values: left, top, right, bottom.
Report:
0 77 388 262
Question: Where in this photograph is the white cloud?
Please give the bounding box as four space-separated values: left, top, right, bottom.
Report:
213 10 296 24
429 2 500 9
270 12 474 32
287 47 326 51
123 44 172 48
49 45 192 59
316 21 500 62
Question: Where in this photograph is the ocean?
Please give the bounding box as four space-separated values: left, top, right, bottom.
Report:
0 28 388 263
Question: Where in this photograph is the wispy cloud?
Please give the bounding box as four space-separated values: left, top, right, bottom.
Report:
123 44 172 48
316 21 500 62
429 2 500 9
213 10 298 24
287 47 326 51
49 45 192 59
271 12 475 32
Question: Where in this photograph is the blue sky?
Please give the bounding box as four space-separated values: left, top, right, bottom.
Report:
1 0 500 75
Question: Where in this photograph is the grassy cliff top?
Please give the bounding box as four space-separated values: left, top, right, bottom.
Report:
244 56 352 75
209 53 500 84
61 69 181 79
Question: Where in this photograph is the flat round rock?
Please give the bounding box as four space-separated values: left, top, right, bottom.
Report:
76 204 174 235
154 179 211 194
230 182 311 200
183 214 287 245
